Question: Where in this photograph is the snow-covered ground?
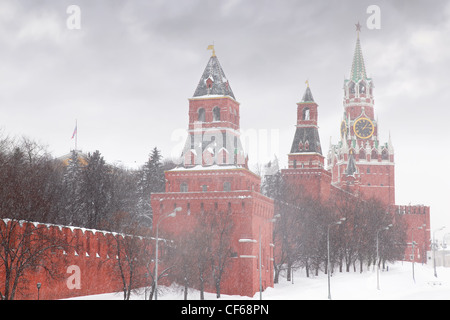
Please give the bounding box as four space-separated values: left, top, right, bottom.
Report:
67 262 450 300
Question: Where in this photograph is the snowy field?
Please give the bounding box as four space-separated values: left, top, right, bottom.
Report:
68 262 450 300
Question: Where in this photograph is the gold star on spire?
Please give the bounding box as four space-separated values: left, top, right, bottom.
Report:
355 21 362 38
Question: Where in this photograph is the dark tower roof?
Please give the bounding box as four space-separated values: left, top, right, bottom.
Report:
290 85 322 155
290 127 322 155
345 153 357 176
193 55 235 99
301 86 314 102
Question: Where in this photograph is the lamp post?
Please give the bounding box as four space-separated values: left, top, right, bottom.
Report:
259 214 280 300
36 282 41 300
410 224 425 283
376 224 392 290
411 229 416 283
433 226 445 278
154 207 181 300
327 217 346 300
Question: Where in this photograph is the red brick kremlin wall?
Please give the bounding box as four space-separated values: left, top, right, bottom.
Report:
0 218 152 300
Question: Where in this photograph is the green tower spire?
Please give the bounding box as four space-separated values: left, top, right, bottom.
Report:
350 32 368 82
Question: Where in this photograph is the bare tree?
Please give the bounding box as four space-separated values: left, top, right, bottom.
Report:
170 233 195 300
144 236 175 301
0 220 69 300
203 210 235 298
106 212 149 300
0 139 69 299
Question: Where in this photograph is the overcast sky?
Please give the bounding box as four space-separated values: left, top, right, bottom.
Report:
1 0 449 234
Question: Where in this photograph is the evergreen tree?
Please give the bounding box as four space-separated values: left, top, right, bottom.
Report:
81 150 110 229
148 147 165 193
61 150 84 226
136 147 165 226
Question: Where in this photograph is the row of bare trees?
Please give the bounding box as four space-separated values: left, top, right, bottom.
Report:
263 171 407 282
107 209 235 300
0 134 171 299
0 133 236 300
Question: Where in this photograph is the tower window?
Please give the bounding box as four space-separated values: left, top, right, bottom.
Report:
359 149 366 160
359 82 366 94
180 182 188 192
371 149 378 160
223 181 231 192
303 108 310 121
198 108 205 122
349 81 356 94
202 184 208 192
213 106 221 121
206 78 213 89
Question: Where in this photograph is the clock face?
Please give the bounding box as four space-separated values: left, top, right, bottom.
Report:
353 117 374 139
340 121 347 139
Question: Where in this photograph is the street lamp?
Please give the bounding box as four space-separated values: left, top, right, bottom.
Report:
327 217 346 300
433 226 445 278
376 224 392 290
36 282 41 300
259 214 280 300
154 206 181 300
411 224 426 283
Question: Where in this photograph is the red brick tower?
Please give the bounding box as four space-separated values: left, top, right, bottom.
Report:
151 47 274 297
327 30 395 206
281 84 331 201
327 26 430 263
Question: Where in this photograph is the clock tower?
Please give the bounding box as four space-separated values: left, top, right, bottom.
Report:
327 28 395 205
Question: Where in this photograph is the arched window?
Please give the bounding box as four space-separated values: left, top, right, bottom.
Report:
382 149 389 160
213 106 221 121
359 81 366 95
298 142 303 151
371 149 378 161
303 107 310 121
198 108 205 122
223 181 231 192
359 148 366 160
349 81 356 95
305 141 309 151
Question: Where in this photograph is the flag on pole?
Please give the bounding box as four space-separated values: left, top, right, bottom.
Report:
71 123 77 139
71 120 78 151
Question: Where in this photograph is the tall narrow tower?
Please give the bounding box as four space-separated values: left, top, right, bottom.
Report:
327 26 395 205
151 47 274 297
180 51 246 168
282 83 331 201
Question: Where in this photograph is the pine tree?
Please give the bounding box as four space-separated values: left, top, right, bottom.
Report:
136 147 165 226
148 147 165 193
62 150 84 226
81 150 110 229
